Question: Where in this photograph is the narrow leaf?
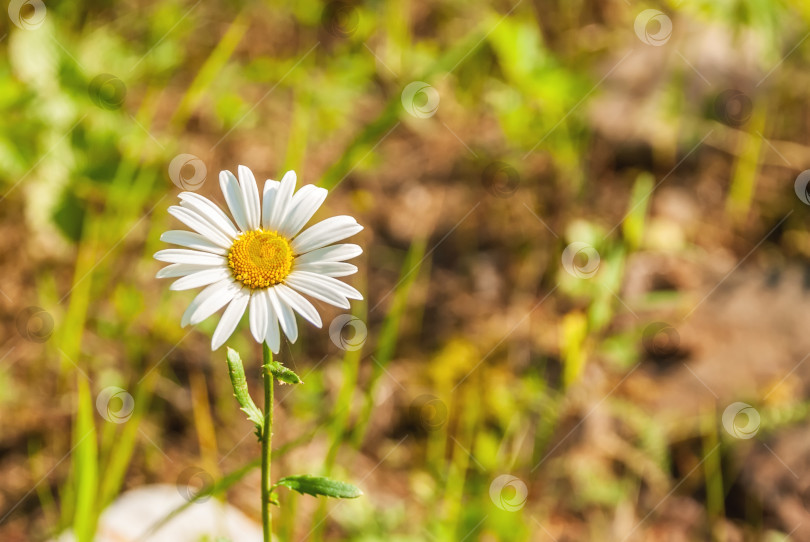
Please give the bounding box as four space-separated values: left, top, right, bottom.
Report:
274 475 362 499
73 378 98 542
266 360 303 385
226 348 264 433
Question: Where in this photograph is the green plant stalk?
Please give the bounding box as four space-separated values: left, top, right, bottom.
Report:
353 237 426 446
702 409 725 539
73 377 98 542
262 343 274 542
312 346 362 542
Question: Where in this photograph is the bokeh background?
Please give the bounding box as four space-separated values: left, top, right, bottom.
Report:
3 0 810 540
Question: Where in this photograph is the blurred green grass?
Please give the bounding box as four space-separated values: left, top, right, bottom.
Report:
2 0 810 541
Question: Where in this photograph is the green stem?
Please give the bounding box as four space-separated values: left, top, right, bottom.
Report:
262 343 274 542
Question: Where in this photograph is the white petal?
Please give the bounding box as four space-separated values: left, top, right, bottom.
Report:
211 289 250 350
278 185 327 238
169 206 234 248
284 272 350 309
238 165 261 230
264 303 280 354
289 270 362 299
265 171 296 231
261 180 281 230
219 170 250 232
292 216 363 254
178 192 239 238
170 267 231 291
160 230 227 255
181 279 238 327
154 248 226 266
156 263 217 279
249 290 268 344
294 244 363 264
294 261 358 277
267 287 298 343
275 283 322 328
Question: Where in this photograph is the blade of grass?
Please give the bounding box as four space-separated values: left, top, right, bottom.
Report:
57 215 100 531
30 440 58 536
98 372 157 507
283 91 312 173
622 172 654 252
324 273 368 469
561 311 588 389
352 237 427 447
311 271 368 542
440 386 479 539
703 409 725 539
726 105 766 221
190 368 222 480
169 11 248 129
72 378 98 542
319 26 506 190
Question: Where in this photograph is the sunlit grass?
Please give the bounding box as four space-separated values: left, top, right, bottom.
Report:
3 0 810 540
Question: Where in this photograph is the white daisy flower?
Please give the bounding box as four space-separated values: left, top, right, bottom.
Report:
155 165 363 352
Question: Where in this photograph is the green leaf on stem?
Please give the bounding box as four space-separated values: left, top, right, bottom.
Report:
265 360 303 385
226 347 264 434
273 475 362 499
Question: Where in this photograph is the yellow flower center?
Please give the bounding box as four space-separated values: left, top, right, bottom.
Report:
227 230 293 289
